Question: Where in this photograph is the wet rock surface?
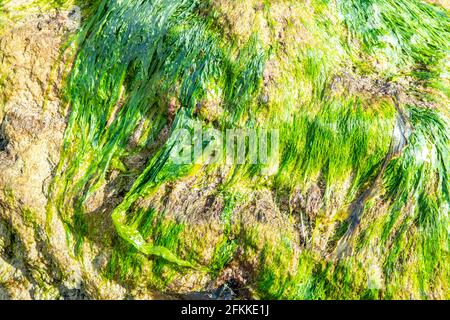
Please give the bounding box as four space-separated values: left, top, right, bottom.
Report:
0 0 448 300
0 6 126 300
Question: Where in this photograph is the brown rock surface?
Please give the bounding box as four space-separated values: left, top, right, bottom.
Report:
0 6 127 300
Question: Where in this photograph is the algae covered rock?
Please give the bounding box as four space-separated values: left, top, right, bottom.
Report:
0 0 449 300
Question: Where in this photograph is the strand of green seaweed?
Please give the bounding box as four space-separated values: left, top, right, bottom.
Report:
48 0 265 267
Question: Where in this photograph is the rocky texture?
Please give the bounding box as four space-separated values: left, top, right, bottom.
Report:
0 0 448 300
0 5 129 300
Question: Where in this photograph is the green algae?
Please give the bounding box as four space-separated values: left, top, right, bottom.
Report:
42 0 450 299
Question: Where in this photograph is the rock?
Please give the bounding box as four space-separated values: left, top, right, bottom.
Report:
0 6 127 300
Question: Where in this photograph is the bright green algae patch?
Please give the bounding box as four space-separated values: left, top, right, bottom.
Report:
46 0 450 298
